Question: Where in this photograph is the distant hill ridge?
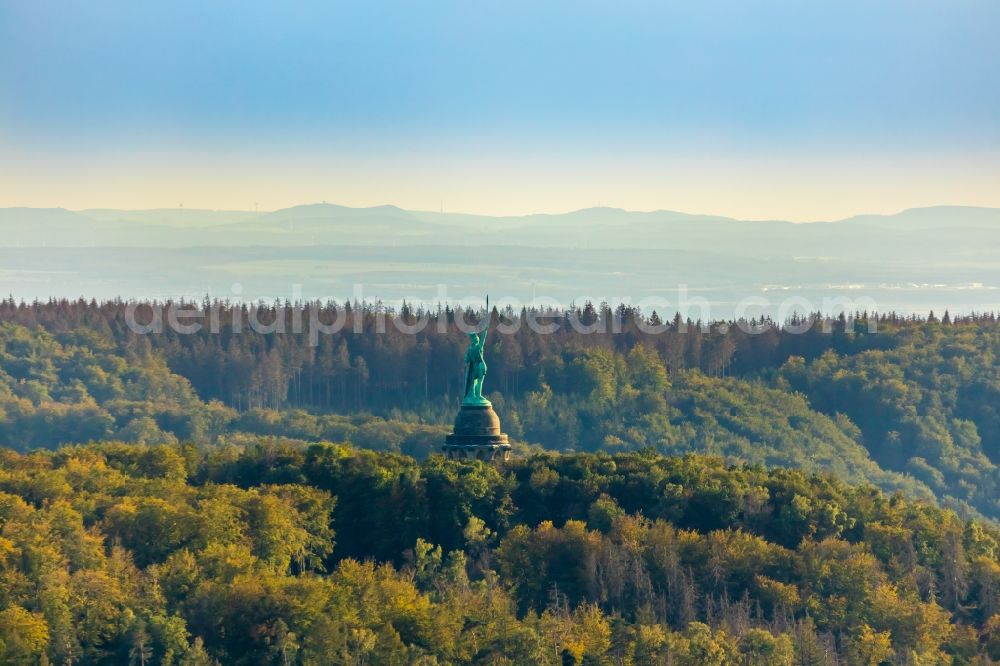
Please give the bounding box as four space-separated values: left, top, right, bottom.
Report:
271 202 996 224
2 202 997 247
3 202 999 230
2 203 1000 311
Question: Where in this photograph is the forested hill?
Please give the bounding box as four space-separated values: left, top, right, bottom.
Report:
1 299 1000 521
3 301 1000 661
1 442 999 663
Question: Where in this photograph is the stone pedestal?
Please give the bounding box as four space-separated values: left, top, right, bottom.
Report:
444 403 511 461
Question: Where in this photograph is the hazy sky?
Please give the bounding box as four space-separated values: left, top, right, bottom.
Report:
1 0 998 219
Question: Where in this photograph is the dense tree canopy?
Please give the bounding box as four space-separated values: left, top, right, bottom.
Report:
2 299 999 518
3 298 1000 661
1 442 999 664
0 443 1000 664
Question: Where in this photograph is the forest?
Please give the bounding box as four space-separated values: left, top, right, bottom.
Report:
3 299 1000 662
1 299 999 518
2 442 1000 663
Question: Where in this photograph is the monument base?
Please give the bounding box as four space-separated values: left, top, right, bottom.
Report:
444 404 511 461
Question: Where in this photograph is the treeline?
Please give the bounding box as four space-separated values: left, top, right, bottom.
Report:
0 297 953 412
2 442 1000 664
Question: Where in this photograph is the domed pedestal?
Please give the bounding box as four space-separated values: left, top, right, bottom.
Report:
443 403 511 461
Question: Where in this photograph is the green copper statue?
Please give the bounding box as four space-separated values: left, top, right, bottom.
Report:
462 300 491 406
445 296 510 461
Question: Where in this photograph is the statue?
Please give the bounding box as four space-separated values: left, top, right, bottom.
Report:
444 296 510 461
462 316 489 405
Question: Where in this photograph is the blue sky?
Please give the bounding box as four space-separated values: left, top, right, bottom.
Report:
1 0 998 218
